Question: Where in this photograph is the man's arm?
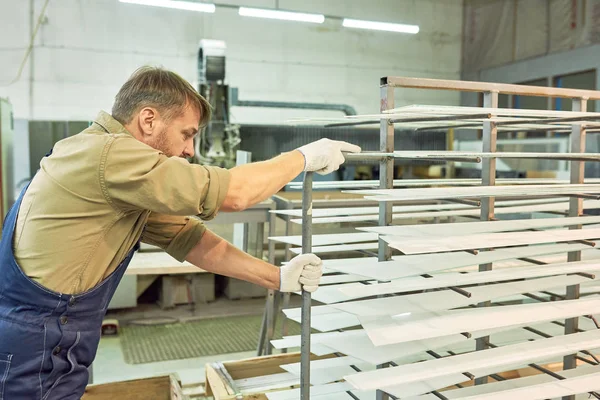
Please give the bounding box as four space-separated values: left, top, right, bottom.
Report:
221 150 304 212
221 139 361 212
186 229 279 289
185 230 322 292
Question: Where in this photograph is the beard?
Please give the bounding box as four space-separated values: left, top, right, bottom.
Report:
148 127 174 157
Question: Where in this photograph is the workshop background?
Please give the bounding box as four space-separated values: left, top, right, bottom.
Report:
2 1 600 399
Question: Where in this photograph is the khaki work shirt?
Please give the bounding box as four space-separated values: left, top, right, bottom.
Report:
13 111 231 294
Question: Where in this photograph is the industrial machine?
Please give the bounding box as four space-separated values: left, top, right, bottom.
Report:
195 40 240 168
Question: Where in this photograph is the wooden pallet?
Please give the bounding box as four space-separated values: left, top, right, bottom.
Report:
82 374 185 400
205 352 332 400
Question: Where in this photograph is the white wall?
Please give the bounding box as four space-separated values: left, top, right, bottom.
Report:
0 0 463 123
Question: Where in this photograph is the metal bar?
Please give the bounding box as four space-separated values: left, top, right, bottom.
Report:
529 363 565 380
522 292 550 302
421 274 472 297
564 99 587 400
257 210 277 356
430 391 450 400
345 152 482 163
489 373 507 382
486 340 587 390
444 198 482 207
567 193 600 200
323 113 492 128
518 257 547 265
495 114 600 126
448 286 472 298
581 350 600 363
344 153 392 162
426 350 475 381
416 122 482 132
588 315 600 329
376 84 395 400
266 211 277 355
300 171 313 400
350 151 600 163
382 76 600 100
569 271 596 279
281 203 293 351
256 307 267 356
475 90 498 386
574 354 597 365
230 87 357 115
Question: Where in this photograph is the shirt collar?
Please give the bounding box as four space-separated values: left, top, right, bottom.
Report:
92 111 132 136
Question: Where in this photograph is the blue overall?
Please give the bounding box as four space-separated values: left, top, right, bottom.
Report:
0 184 139 399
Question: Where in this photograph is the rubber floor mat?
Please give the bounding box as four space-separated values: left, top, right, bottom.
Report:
120 314 302 364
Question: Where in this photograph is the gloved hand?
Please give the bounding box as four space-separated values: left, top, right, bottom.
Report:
297 139 361 175
279 253 323 293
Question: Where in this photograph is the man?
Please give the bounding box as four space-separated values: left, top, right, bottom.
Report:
0 66 361 399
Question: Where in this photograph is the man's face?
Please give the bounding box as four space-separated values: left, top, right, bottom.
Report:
149 105 200 158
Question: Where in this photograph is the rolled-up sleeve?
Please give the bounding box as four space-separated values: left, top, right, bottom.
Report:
141 213 206 261
101 136 231 219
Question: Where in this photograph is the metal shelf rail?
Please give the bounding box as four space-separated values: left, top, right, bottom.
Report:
297 77 600 400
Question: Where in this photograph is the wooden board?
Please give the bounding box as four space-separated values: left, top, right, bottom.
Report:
319 274 371 285
349 184 600 202
268 232 378 247
331 275 589 318
285 311 361 332
289 243 379 255
383 104 600 118
205 352 334 400
361 297 600 347
453 371 600 400
266 382 354 400
290 103 600 131
345 330 600 393
318 243 588 281
290 200 600 224
126 251 204 275
331 258 600 302
82 375 184 400
282 214 600 244
383 227 600 255
273 198 566 217
426 365 600 400
360 215 600 237
271 324 543 367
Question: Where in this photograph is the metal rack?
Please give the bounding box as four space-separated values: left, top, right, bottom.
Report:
297 77 600 400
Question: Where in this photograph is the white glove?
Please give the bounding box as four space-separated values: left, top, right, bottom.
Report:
279 253 323 293
297 139 361 175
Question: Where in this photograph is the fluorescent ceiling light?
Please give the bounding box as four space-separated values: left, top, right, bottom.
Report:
239 7 324 24
119 0 215 13
343 18 419 34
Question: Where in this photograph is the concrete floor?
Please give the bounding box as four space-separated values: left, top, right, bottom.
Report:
93 296 302 390
93 335 255 386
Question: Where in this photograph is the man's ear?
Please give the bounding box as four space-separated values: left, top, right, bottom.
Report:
139 107 157 136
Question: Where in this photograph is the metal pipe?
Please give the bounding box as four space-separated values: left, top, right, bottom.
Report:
300 171 313 400
564 99 587 400
231 87 357 116
256 308 267 356
495 114 600 126
324 113 492 128
382 76 600 100
475 90 498 386
444 198 482 208
376 84 395 400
